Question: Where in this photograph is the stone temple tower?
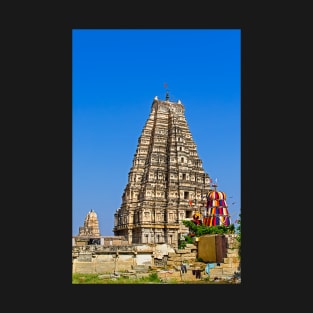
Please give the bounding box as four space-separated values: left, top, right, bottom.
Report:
78 209 100 237
113 93 213 247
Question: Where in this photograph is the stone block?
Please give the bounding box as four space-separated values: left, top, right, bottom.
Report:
222 268 237 275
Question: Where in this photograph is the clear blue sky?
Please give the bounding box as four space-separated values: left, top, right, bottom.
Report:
72 29 241 236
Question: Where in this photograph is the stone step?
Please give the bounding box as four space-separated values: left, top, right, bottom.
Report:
209 266 239 281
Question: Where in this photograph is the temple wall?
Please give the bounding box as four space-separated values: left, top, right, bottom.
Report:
72 243 196 274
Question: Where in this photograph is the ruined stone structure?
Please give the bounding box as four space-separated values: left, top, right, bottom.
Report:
72 236 240 282
78 209 100 237
113 93 213 247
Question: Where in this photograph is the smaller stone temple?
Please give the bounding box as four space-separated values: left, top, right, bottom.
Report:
73 209 128 247
78 209 100 237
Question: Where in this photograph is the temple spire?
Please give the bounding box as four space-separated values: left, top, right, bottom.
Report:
164 82 169 101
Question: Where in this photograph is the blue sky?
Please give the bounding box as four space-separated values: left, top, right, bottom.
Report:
72 29 241 236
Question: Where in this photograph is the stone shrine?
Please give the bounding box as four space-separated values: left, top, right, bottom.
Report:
78 209 100 237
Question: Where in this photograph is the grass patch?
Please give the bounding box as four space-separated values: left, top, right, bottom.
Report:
72 272 163 284
72 272 239 284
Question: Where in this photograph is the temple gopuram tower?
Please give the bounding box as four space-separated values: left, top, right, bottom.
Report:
78 209 100 237
113 93 213 247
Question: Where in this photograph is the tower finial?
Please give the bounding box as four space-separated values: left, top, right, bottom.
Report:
212 178 218 191
164 82 169 101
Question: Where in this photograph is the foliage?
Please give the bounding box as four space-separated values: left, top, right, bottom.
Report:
148 272 159 282
182 220 235 237
235 214 241 258
178 234 195 249
181 220 238 251
178 240 187 249
184 235 194 244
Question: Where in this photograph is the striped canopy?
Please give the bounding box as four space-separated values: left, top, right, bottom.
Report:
207 191 227 200
203 190 231 226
